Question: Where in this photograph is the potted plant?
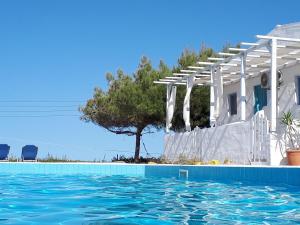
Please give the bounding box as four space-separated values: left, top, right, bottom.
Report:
281 111 300 165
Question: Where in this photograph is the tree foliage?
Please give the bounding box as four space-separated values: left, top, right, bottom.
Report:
80 57 169 161
171 45 216 131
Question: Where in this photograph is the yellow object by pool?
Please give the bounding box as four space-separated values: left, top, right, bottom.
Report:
209 160 220 165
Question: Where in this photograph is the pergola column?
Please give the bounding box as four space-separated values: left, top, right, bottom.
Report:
210 67 216 126
240 53 246 121
166 84 177 133
183 75 195 131
270 38 278 132
214 66 223 119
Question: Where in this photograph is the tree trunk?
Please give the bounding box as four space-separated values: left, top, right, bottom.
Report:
134 129 142 163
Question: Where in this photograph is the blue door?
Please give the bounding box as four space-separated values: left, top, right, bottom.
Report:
254 85 267 113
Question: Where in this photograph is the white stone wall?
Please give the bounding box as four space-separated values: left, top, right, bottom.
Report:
164 113 270 164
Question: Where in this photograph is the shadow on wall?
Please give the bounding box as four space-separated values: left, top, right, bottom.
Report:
164 121 253 165
279 83 296 116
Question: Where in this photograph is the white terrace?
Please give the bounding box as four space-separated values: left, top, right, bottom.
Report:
155 23 300 165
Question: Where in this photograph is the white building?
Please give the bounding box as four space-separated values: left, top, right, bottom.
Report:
155 22 300 165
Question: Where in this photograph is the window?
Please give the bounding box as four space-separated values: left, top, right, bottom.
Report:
228 93 237 115
297 77 300 105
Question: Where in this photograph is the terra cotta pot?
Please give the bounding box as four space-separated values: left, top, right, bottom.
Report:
287 149 300 166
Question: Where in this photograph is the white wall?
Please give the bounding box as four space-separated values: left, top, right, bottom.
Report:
216 63 300 126
164 112 270 164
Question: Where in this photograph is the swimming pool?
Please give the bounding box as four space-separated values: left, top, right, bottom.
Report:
0 163 300 224
1 171 300 224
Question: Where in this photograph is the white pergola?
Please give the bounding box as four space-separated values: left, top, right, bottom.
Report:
154 34 300 133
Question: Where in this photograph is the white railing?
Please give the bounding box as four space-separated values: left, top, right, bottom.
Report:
164 110 270 165
250 110 270 164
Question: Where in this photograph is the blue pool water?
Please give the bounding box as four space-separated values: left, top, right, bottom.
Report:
1 174 300 224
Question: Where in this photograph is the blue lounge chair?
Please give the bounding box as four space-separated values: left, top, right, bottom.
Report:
0 144 10 161
21 145 38 161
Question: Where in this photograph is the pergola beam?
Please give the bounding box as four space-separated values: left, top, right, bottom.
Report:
165 76 183 79
197 62 214 65
188 66 205 69
173 73 190 76
257 35 300 43
240 42 259 46
240 41 300 49
160 79 186 82
208 57 225 61
154 81 171 84
180 69 197 73
218 52 235 56
229 47 247 52
195 74 210 77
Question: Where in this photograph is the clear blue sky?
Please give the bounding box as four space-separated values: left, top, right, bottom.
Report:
0 0 300 160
